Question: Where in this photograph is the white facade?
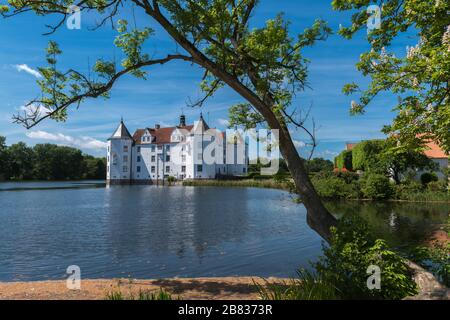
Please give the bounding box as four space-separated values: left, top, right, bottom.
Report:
107 115 249 184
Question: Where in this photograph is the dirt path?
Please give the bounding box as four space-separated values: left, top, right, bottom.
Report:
0 277 287 300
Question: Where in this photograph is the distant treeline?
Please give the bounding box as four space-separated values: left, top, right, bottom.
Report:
0 136 106 181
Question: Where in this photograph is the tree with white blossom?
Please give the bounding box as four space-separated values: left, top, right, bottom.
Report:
334 0 450 153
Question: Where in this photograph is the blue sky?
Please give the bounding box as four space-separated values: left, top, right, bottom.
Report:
0 1 418 159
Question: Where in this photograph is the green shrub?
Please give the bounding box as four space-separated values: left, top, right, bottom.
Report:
361 173 394 200
410 216 449 287
258 216 418 300
106 288 176 300
255 269 340 300
167 176 176 183
393 181 423 199
420 172 438 185
427 180 447 192
352 140 385 171
334 171 359 184
315 216 418 300
411 243 450 287
335 150 353 170
312 176 359 199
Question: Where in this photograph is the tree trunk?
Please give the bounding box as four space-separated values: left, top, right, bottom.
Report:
148 5 337 242
277 127 337 242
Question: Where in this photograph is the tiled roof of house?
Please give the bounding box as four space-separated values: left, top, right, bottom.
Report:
133 125 194 145
346 143 357 151
423 140 448 159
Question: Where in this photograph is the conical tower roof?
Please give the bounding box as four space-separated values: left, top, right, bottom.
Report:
192 113 210 134
108 119 133 140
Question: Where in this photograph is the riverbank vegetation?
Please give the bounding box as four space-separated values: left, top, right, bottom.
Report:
257 215 418 300
183 156 449 202
0 136 106 181
106 288 176 300
311 171 450 202
409 217 450 287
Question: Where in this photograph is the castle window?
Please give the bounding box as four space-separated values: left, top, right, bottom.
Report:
123 145 128 152
166 145 170 151
166 155 170 162
151 146 155 152
165 166 170 173
181 155 186 162
151 166 155 173
157 145 163 151
197 165 203 172
123 166 128 172
137 166 141 173
123 155 128 162
137 156 141 163
181 166 186 173
112 154 117 165
151 155 155 162
137 147 141 153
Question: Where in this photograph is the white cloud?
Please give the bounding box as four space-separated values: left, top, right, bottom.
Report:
26 130 108 151
217 118 230 127
14 64 42 78
293 139 307 148
18 104 52 118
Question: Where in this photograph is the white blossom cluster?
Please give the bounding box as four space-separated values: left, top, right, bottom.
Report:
406 45 420 59
442 25 450 52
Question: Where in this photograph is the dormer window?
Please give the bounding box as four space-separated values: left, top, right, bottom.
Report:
142 130 152 143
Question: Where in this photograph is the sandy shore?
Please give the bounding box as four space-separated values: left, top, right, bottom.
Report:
0 277 288 300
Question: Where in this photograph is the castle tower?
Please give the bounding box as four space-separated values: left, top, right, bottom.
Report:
106 119 134 184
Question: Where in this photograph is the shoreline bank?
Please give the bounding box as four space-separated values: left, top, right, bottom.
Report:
182 179 450 203
0 277 287 300
0 272 448 300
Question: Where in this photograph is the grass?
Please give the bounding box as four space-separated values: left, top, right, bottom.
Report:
106 288 178 300
182 178 290 191
254 269 340 300
183 177 450 203
394 190 450 203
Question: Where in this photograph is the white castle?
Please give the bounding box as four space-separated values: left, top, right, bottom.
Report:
107 114 249 184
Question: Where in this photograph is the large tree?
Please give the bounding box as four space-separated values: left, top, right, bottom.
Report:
1 1 337 240
333 0 450 153
0 136 10 180
7 142 35 180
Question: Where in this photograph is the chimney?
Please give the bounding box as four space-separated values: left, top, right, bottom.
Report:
179 114 186 127
155 124 160 129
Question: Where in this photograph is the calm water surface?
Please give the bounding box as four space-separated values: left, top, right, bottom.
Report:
0 181 447 281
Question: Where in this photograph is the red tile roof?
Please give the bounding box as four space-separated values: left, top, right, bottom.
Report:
133 125 194 145
423 140 448 159
346 143 357 151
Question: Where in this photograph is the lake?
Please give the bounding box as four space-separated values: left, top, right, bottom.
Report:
0 181 447 282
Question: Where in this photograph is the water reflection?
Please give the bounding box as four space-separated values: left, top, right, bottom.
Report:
0 183 322 281
326 201 449 249
0 182 447 281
